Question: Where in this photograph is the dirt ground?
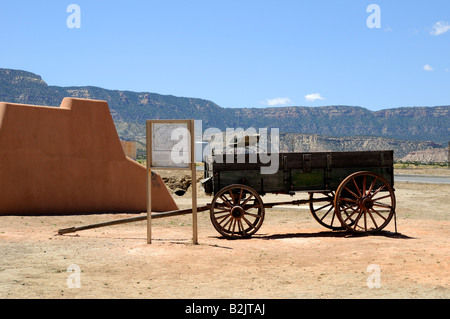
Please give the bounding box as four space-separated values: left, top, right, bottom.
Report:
0 168 449 299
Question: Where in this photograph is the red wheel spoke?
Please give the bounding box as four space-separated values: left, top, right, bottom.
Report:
314 202 333 213
372 202 392 209
227 218 234 232
369 207 388 221
239 219 248 237
244 211 261 218
341 202 358 210
351 178 362 197
230 219 237 236
371 184 386 198
238 188 244 204
371 194 392 201
340 197 358 203
363 209 367 232
229 189 236 205
367 177 377 195
367 209 379 228
319 206 334 221
344 186 359 200
213 209 231 215
217 214 231 227
242 216 255 228
343 209 358 223
362 175 367 196
219 195 233 208
236 219 242 236
352 210 364 230
241 194 255 207
323 206 337 226
222 215 233 228
215 213 230 221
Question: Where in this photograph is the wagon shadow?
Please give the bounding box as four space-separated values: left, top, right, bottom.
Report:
254 230 415 240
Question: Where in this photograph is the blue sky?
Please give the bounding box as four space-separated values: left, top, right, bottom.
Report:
0 0 449 110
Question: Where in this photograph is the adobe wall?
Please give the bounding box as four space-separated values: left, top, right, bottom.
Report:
0 98 178 215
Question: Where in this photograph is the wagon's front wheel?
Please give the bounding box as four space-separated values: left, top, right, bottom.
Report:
210 185 265 239
334 171 396 234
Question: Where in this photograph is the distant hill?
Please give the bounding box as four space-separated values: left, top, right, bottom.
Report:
0 68 448 160
399 148 448 163
0 68 229 130
232 106 449 144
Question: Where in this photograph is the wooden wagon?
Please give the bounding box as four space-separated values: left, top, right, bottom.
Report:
201 150 396 239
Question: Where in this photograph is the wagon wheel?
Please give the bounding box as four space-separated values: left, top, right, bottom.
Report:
309 191 345 230
210 184 265 239
334 171 396 234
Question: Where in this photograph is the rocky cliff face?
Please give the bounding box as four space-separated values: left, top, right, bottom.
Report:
0 69 47 86
231 105 448 144
374 107 449 118
278 133 444 159
0 69 64 106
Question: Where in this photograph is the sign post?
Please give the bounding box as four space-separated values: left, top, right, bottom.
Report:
146 120 198 245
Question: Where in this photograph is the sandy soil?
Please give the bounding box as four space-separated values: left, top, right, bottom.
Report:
0 171 449 299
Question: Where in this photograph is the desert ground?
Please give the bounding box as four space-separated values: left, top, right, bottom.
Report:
0 167 449 299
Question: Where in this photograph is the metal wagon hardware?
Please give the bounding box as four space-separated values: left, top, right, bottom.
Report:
202 150 396 239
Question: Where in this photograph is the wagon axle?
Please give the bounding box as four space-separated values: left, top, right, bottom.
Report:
360 197 374 210
231 206 245 219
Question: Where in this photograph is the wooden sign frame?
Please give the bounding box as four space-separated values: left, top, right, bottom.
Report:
146 120 198 245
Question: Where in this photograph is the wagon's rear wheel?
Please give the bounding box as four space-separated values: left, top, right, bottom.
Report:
210 184 265 239
334 171 396 234
309 191 345 230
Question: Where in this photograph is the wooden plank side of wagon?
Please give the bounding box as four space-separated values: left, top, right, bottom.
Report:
283 152 329 170
210 151 394 194
212 153 330 194
283 152 329 192
326 151 394 189
214 168 263 194
328 150 394 168
212 154 274 194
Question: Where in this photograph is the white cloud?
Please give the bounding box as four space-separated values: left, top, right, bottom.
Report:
430 21 450 36
423 64 434 71
305 93 325 102
262 97 291 106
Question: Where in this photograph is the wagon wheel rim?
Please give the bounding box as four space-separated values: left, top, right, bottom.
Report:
309 191 345 230
334 171 396 234
210 184 265 239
